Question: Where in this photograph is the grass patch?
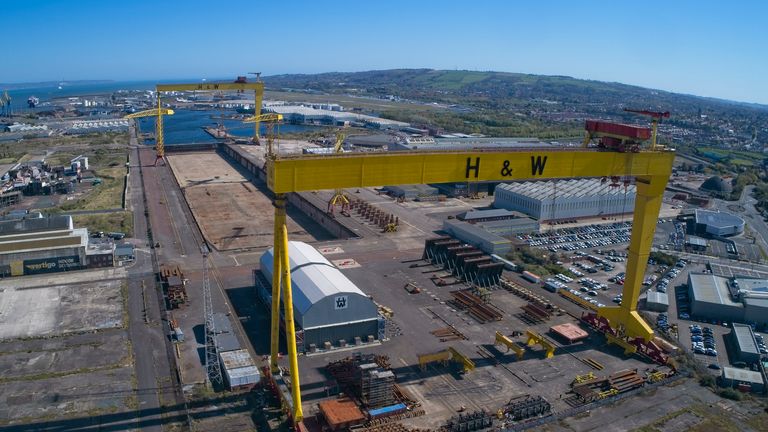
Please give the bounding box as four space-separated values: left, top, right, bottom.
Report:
72 211 133 236
60 150 128 211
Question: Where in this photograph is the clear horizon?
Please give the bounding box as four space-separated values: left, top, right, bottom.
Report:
5 0 767 104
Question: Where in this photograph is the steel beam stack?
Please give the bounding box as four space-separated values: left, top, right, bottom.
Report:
442 410 493 432
503 395 551 421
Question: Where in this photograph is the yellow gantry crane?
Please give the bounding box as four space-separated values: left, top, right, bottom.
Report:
243 113 283 154
126 76 266 165
265 141 674 423
157 78 265 143
327 131 350 216
124 100 175 166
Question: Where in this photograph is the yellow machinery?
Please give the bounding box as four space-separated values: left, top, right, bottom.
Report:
124 106 175 165
646 370 667 383
559 287 598 311
573 372 596 385
525 330 556 359
243 113 284 154
494 331 525 360
264 143 674 421
327 131 350 216
598 388 619 399
417 347 476 373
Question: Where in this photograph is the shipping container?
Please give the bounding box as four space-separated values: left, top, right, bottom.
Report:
544 280 559 293
225 365 261 389
219 349 260 390
368 403 407 419
522 271 540 284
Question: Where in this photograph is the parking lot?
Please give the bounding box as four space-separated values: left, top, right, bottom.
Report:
518 221 632 251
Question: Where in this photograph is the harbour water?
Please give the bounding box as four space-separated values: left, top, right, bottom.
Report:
135 110 315 145
2 80 321 144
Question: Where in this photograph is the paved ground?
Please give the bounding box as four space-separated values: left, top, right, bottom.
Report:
0 269 138 429
0 273 125 340
235 238 672 430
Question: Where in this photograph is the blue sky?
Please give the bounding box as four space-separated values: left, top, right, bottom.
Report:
5 0 767 104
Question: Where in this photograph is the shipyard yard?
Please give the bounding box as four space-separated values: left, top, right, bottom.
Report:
0 82 767 432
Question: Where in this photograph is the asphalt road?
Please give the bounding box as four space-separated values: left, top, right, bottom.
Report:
124 125 188 432
714 185 768 253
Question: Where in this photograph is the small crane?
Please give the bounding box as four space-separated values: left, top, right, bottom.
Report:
623 108 670 150
124 99 175 166
243 113 283 152
327 131 350 217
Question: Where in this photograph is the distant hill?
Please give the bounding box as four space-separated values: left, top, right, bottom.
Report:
265 69 765 113
263 69 767 143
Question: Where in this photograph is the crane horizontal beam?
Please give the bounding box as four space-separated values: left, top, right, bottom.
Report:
124 108 174 119
266 149 675 193
243 113 283 123
156 82 265 92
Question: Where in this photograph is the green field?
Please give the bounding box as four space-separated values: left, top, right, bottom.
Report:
698 147 764 167
72 212 133 237
56 149 128 212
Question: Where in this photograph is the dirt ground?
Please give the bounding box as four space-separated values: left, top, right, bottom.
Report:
167 152 321 251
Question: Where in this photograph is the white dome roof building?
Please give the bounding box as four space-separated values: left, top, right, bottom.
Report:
259 241 380 352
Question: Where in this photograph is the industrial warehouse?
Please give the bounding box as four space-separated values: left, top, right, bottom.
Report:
440 208 540 255
493 178 637 221
693 209 745 236
258 241 381 352
0 214 88 276
687 273 768 326
0 213 121 276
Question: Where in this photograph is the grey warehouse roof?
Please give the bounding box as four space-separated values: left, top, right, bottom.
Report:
694 209 744 229
685 235 708 247
646 291 669 306
688 273 743 308
722 366 764 384
444 219 511 245
496 178 636 201
0 215 73 237
260 241 368 316
731 323 760 356
461 209 518 221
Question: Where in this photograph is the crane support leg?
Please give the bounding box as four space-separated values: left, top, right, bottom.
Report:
253 89 264 144
270 196 285 374
598 174 667 342
274 194 303 422
155 94 165 166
